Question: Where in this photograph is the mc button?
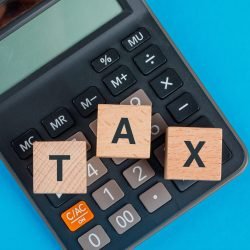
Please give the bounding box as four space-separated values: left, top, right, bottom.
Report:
42 108 74 138
12 129 41 159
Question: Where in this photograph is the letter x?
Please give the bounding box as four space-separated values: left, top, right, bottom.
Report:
183 141 205 167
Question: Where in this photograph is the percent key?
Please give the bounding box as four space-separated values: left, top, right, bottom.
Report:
92 48 120 73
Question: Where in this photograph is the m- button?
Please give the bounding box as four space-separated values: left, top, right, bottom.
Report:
42 108 74 138
12 129 41 159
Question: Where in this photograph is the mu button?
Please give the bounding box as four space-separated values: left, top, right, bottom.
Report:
33 141 87 194
164 127 222 181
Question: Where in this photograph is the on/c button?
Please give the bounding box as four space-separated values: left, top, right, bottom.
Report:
61 201 94 232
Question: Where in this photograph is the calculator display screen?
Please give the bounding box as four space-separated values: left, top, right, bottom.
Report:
0 0 122 95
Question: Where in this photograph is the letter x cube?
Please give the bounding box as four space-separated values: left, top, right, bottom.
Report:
33 141 87 194
164 127 222 181
96 104 152 159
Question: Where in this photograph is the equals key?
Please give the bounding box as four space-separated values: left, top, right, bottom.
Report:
167 93 199 122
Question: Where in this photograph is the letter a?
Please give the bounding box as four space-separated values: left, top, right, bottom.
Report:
112 118 136 144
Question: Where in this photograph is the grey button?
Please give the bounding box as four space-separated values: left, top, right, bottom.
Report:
87 157 108 186
139 183 172 213
112 158 126 165
108 204 141 234
92 180 124 210
89 119 97 136
154 144 165 167
67 131 91 151
78 225 110 250
151 113 167 141
121 89 152 106
123 160 155 189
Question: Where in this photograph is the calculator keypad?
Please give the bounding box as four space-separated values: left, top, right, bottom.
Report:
139 183 172 213
150 69 183 99
47 194 74 208
87 157 108 186
73 87 105 117
92 49 120 73
78 225 111 250
151 113 168 141
167 93 199 122
122 28 151 51
103 66 136 96
42 108 74 138
12 129 41 159
67 131 91 151
121 89 152 106
108 204 141 235
123 160 155 189
92 180 124 210
134 45 167 75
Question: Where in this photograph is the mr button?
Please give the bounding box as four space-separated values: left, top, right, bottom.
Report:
33 141 86 194
96 104 152 159
164 127 222 181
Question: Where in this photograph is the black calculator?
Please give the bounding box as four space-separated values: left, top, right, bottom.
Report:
0 0 248 249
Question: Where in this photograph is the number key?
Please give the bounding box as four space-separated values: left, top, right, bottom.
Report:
123 160 155 189
78 225 111 250
108 204 141 235
87 157 107 186
92 180 124 210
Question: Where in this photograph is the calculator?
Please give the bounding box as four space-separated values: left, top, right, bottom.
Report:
0 0 248 249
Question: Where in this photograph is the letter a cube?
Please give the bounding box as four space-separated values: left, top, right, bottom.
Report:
33 141 87 194
96 104 152 159
164 127 222 181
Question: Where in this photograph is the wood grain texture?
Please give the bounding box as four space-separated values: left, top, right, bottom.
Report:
96 104 152 159
33 141 86 194
164 127 222 181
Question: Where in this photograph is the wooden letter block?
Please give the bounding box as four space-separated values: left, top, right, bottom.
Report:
96 104 152 159
164 127 222 181
33 141 87 194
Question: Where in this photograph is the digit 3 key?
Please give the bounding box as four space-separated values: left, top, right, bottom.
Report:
0 0 247 249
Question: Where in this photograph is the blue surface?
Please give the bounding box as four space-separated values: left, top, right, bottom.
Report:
0 0 249 249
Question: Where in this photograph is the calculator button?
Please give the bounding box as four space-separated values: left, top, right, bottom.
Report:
73 87 105 117
47 194 74 208
12 129 41 159
134 45 167 75
61 201 94 232
150 69 183 99
123 160 155 189
42 108 74 138
112 158 126 165
151 113 168 141
108 204 141 235
78 225 111 250
122 28 151 51
89 119 97 136
173 180 196 192
103 66 136 96
67 131 91 151
154 144 165 167
121 89 152 106
167 93 199 122
92 180 124 210
191 116 232 164
87 157 108 186
139 183 172 213
92 49 119 72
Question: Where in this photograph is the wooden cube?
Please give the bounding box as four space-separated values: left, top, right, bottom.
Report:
96 104 152 159
33 141 87 194
164 127 222 181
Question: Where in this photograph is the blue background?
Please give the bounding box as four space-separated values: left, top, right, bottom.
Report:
0 0 249 249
